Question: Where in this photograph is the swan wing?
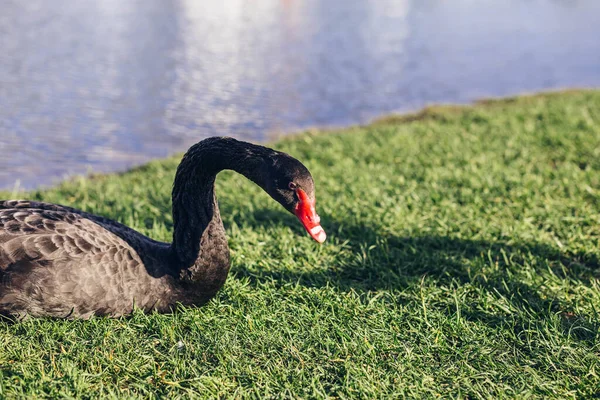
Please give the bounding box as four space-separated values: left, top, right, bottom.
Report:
0 200 159 318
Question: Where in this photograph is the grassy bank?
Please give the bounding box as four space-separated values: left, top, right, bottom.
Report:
1 90 600 398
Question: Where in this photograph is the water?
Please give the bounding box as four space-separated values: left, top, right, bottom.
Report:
1 0 599 190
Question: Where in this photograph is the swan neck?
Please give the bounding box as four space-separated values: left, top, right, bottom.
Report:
170 137 274 269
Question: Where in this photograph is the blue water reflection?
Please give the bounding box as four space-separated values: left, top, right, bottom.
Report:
1 0 599 189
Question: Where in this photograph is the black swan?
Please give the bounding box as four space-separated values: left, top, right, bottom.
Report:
0 137 326 319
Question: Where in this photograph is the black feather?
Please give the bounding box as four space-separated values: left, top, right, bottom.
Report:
0 137 317 319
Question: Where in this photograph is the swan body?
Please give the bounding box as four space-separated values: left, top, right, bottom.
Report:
0 137 325 319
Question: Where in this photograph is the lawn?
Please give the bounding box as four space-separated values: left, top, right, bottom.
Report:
1 90 600 398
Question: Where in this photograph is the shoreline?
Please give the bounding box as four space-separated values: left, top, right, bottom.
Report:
2 88 597 194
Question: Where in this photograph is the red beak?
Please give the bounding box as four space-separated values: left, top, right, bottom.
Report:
293 188 326 243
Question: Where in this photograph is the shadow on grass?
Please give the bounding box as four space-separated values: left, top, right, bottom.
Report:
226 207 600 343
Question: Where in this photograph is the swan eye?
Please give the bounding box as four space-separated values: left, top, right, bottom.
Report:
288 182 298 190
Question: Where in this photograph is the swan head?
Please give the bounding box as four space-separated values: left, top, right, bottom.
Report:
263 153 326 243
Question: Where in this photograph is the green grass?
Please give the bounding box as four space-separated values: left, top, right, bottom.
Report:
2 90 600 398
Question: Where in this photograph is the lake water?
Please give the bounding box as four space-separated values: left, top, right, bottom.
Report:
1 0 599 190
